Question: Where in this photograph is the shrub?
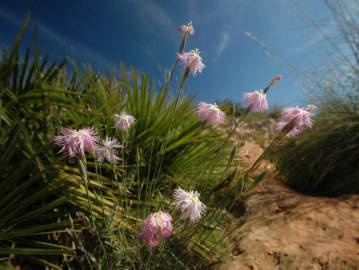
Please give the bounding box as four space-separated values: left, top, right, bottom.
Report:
273 0 359 197
0 15 74 268
0 16 239 269
274 90 359 196
1 14 303 270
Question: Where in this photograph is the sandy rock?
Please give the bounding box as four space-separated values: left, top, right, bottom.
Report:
216 178 359 270
236 141 275 174
237 142 263 167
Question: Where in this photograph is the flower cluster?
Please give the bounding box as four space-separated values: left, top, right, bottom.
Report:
53 20 317 253
177 22 227 128
242 74 315 136
140 187 206 248
54 112 135 163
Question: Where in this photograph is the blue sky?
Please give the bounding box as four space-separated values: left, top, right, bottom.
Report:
0 0 338 107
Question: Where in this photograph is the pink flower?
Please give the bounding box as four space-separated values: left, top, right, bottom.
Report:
177 49 205 76
276 105 316 137
96 137 123 164
198 102 225 126
114 112 135 132
179 21 195 35
54 128 99 158
173 187 206 222
243 90 268 112
140 211 173 248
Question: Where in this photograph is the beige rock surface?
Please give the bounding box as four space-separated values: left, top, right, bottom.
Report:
218 119 359 270
216 177 359 270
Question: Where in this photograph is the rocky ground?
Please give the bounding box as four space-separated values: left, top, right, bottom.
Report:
216 118 359 270
217 176 359 270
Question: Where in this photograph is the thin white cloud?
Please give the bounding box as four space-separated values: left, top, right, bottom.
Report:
131 0 177 43
214 32 230 60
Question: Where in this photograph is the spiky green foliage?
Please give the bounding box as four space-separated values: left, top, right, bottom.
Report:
274 89 359 196
60 64 234 193
0 15 74 269
54 65 236 268
0 15 241 269
0 124 74 269
217 100 244 118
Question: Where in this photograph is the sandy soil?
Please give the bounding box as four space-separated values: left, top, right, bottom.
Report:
216 135 359 270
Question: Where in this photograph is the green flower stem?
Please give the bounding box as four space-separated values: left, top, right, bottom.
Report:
78 158 94 218
165 59 179 91
209 107 252 196
152 67 191 188
141 33 190 204
226 107 251 140
78 158 108 267
168 66 190 127
178 34 189 54
165 33 188 92
263 78 275 94
177 67 190 100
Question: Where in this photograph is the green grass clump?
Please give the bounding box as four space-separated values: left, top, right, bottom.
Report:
274 90 359 196
273 0 359 197
0 15 241 269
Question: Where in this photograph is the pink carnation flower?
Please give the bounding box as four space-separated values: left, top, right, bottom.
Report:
243 90 268 112
177 49 205 76
140 211 173 248
198 102 225 126
173 187 206 222
179 21 195 35
54 128 99 158
114 112 135 132
96 137 123 164
276 105 316 137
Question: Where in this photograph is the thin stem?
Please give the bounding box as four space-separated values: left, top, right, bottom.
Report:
263 77 278 94
152 67 191 191
225 107 251 140
142 34 190 201
243 118 296 178
208 107 252 196
165 59 179 91
78 158 94 218
78 158 108 268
